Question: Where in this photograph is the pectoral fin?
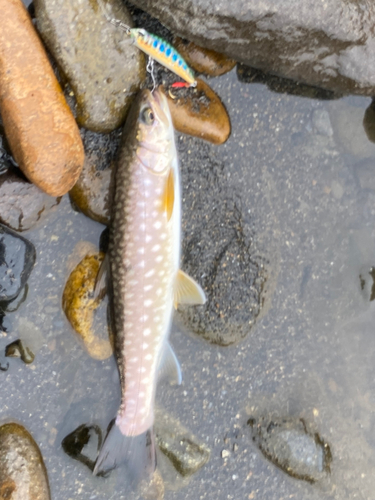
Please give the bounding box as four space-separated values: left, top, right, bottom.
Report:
158 341 182 385
93 253 109 301
163 169 174 221
174 269 206 309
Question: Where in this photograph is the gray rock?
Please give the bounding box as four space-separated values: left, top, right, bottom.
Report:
34 0 146 133
155 410 210 477
0 168 60 232
130 0 375 96
69 127 122 225
0 224 36 302
248 417 332 483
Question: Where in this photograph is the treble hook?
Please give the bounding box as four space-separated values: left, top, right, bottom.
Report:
146 57 156 93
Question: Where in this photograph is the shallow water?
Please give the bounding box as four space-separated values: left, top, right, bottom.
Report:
2 67 375 499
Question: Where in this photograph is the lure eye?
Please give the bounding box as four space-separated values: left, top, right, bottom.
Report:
140 107 155 125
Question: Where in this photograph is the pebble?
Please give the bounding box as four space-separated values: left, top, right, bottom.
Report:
0 423 51 500
248 416 332 483
0 0 84 196
5 339 35 364
62 252 113 360
173 37 236 77
359 266 375 302
34 0 146 133
61 424 102 472
155 410 210 477
69 128 122 225
0 224 36 302
0 167 60 232
163 79 231 144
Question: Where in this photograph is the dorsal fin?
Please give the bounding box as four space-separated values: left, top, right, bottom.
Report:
163 169 174 221
174 269 206 309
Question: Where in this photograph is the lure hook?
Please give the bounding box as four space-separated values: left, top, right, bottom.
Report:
146 57 157 93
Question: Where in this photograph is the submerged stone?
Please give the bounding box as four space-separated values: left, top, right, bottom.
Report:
359 266 375 302
5 339 35 364
163 79 230 145
69 127 122 225
0 423 51 500
173 37 236 77
131 0 375 97
248 417 332 483
34 0 146 133
61 424 102 472
62 252 113 360
0 224 36 302
0 168 60 232
155 411 210 477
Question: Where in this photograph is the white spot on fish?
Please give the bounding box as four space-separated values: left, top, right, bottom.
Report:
146 235 153 243
152 244 161 252
145 269 155 278
142 378 150 384
155 255 163 263
129 357 138 363
144 284 153 291
154 221 162 229
160 233 167 240
137 247 145 254
138 260 145 268
156 288 163 296
158 270 165 277
141 315 149 323
145 354 152 360
144 299 153 307
140 223 146 231
142 342 149 349
143 328 151 336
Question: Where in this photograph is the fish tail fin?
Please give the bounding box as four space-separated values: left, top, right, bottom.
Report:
93 419 156 483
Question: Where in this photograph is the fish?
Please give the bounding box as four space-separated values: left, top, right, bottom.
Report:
93 88 206 481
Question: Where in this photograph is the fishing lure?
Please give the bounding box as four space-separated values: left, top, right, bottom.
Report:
100 3 197 87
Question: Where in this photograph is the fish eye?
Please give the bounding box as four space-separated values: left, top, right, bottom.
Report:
140 107 155 125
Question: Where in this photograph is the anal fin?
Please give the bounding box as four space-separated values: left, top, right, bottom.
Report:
174 269 206 309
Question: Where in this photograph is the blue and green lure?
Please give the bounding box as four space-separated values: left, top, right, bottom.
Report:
101 7 197 87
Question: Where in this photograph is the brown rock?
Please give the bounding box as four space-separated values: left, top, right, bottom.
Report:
0 423 51 500
173 37 236 77
62 252 113 360
163 79 231 144
0 168 60 231
0 0 84 196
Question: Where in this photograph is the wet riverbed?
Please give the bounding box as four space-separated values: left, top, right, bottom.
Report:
2 64 375 499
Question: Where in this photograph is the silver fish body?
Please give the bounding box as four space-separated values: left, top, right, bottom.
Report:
94 88 205 478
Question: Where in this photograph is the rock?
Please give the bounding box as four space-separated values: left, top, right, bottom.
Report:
162 79 230 144
0 224 36 302
155 410 210 477
176 138 268 346
0 423 51 499
359 266 375 302
0 283 28 313
34 0 146 133
130 0 375 97
69 127 122 225
363 99 375 143
0 0 84 196
62 252 113 360
5 339 35 364
173 37 236 77
248 417 332 483
0 168 61 232
61 424 102 472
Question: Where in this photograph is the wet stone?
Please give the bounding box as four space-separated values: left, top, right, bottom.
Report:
0 423 51 500
61 424 102 472
131 0 375 96
0 283 28 314
34 0 146 133
0 168 60 232
69 128 122 225
5 339 35 364
163 79 230 145
359 266 375 302
363 99 375 144
0 224 36 302
155 411 210 477
248 417 332 483
62 252 113 360
173 37 236 77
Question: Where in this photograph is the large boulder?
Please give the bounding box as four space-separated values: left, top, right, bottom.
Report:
130 0 375 96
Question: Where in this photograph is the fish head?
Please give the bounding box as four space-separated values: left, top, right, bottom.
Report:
136 88 175 174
